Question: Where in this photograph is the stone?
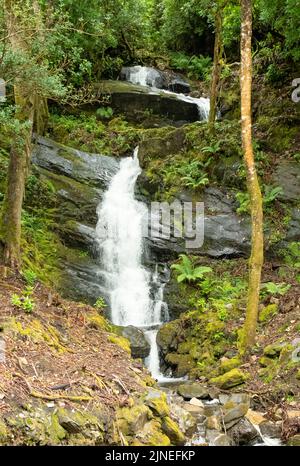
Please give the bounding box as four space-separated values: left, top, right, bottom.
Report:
132 419 171 446
286 410 300 420
245 409 266 426
96 80 200 123
219 357 241 374
288 434 300 446
209 368 249 389
206 415 221 430
189 397 204 407
259 304 279 323
272 161 300 202
168 77 190 94
227 417 262 446
177 383 210 400
161 416 186 445
223 405 249 428
263 342 287 357
116 405 151 436
145 389 170 418
260 421 282 439
182 403 205 416
212 433 234 446
167 403 198 436
118 325 150 358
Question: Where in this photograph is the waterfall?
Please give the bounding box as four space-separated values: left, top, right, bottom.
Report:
95 147 167 380
125 66 210 121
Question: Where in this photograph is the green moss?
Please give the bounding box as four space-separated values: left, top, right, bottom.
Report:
117 405 152 436
145 390 170 418
108 334 131 354
219 357 241 374
7 318 66 353
161 416 185 445
165 353 196 377
209 368 249 389
0 418 8 444
131 419 171 446
259 304 279 323
86 312 111 332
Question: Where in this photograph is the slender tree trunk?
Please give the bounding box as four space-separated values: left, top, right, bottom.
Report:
0 1 34 268
239 0 264 354
208 9 222 133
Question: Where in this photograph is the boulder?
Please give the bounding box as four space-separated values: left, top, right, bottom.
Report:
210 368 249 389
260 421 282 439
177 383 210 400
161 416 186 445
120 66 190 94
96 81 200 123
272 161 300 202
118 325 150 359
227 417 262 445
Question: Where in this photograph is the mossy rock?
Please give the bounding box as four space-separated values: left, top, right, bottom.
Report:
288 434 300 446
165 353 196 377
144 389 170 418
209 368 249 389
86 312 110 332
259 356 275 367
0 418 8 444
156 320 179 354
219 357 241 375
131 419 171 446
177 383 209 400
117 405 151 436
263 341 287 358
161 416 185 445
259 304 279 323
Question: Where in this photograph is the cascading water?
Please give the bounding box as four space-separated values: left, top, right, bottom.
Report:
95 147 169 381
124 65 210 121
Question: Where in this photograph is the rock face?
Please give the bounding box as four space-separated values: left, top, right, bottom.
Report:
117 325 151 359
96 81 199 123
120 66 191 94
272 161 300 202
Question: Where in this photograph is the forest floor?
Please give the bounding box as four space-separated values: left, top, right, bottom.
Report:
0 271 148 421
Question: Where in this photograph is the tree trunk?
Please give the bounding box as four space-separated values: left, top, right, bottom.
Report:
208 9 222 133
0 1 34 268
238 0 264 354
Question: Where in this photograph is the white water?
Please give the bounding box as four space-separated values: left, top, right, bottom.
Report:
125 65 210 121
95 147 169 380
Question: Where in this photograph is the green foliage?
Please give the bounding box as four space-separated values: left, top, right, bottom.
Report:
94 297 107 310
260 281 291 298
236 185 283 214
11 286 35 314
171 255 212 283
162 159 209 191
22 269 38 287
96 107 114 120
169 52 212 80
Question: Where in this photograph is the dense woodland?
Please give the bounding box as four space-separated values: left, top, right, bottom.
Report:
0 0 299 448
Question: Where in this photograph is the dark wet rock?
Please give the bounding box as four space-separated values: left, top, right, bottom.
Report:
260 421 282 439
285 207 300 242
138 128 186 168
120 66 168 89
120 66 191 94
177 383 210 400
169 77 190 94
227 417 262 445
146 187 251 261
117 325 150 359
32 137 119 189
61 261 106 304
96 81 200 123
272 161 300 202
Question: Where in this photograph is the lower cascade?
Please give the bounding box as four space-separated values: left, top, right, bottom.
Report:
95 147 169 380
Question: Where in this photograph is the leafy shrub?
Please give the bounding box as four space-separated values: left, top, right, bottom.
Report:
260 281 291 298
11 286 35 313
94 297 107 310
22 269 37 286
170 52 212 80
171 254 212 283
96 107 114 120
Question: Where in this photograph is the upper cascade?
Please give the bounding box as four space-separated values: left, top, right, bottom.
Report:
120 65 210 121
